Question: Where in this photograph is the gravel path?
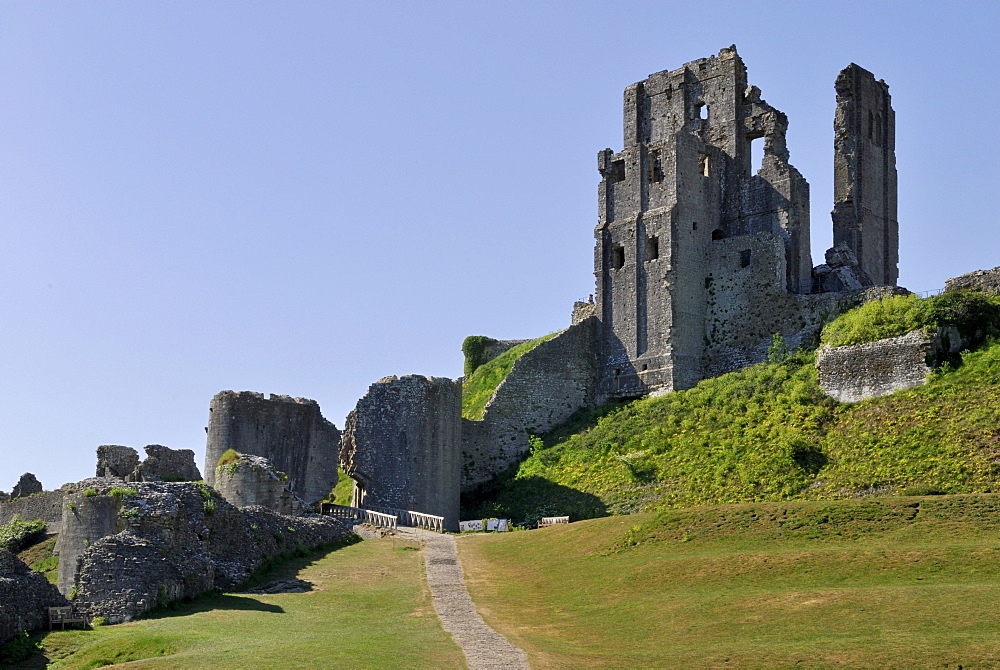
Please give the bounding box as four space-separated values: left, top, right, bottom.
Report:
400 528 530 669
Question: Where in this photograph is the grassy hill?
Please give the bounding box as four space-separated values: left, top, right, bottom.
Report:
461 333 557 420
464 325 1000 526
459 494 1000 668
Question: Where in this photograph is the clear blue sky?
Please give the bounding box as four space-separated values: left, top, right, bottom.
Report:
2 1 998 490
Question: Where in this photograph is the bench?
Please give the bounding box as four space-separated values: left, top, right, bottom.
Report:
538 516 569 528
48 606 89 630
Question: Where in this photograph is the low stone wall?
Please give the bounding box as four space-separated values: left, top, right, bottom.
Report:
0 550 67 643
817 329 937 403
55 479 353 623
461 317 598 491
944 266 1000 295
0 489 67 533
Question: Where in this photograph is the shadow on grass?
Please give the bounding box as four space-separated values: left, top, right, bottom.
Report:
140 593 286 620
141 537 363 622
462 475 607 527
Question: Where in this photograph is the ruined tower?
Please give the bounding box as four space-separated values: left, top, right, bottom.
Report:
830 64 898 287
595 46 812 398
340 375 462 531
205 391 341 506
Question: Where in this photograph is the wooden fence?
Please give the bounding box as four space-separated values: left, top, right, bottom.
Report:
321 503 443 532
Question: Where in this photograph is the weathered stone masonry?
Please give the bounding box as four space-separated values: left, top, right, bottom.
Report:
461 318 598 491
594 47 899 401
205 391 340 505
341 375 462 531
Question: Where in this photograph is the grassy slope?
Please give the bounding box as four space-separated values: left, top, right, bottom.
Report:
18 539 463 669
17 534 58 584
465 340 1000 524
459 495 1000 668
461 333 557 420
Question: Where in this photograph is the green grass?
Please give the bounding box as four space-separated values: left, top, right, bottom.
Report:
19 539 463 669
461 333 557 420
324 467 355 506
465 340 1000 524
459 495 1000 668
18 534 59 584
820 289 1000 347
0 516 46 553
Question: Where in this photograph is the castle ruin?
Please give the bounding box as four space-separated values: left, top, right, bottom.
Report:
595 46 898 399
327 46 902 524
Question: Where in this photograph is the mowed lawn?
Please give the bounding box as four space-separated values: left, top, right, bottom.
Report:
24 538 464 669
458 495 1000 668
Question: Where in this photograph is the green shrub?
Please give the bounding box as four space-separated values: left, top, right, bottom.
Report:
821 290 1000 347
0 631 41 664
462 335 496 376
108 487 136 499
216 449 241 468
82 488 97 497
0 516 46 552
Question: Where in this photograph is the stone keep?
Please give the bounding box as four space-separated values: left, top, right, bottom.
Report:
205 391 340 505
594 47 899 399
340 375 462 531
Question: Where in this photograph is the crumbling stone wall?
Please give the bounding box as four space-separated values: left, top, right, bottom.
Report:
816 329 943 403
11 473 42 499
96 444 201 482
55 479 351 622
571 301 598 325
592 47 900 400
461 318 598 491
205 392 340 505
0 489 67 533
96 445 140 479
0 550 67 643
341 375 462 531
214 453 299 515
828 63 898 288
135 445 201 482
944 266 1000 295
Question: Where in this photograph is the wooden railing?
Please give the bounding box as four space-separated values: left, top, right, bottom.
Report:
321 503 447 532
320 503 397 530
364 504 443 532
407 510 445 532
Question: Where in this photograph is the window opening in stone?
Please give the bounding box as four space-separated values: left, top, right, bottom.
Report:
692 221 698 231
711 229 725 241
697 102 709 120
699 152 710 177
610 159 626 183
875 114 882 147
641 364 648 371
645 236 659 262
740 249 751 268
648 154 663 182
868 111 874 141
612 245 625 270
749 136 764 175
